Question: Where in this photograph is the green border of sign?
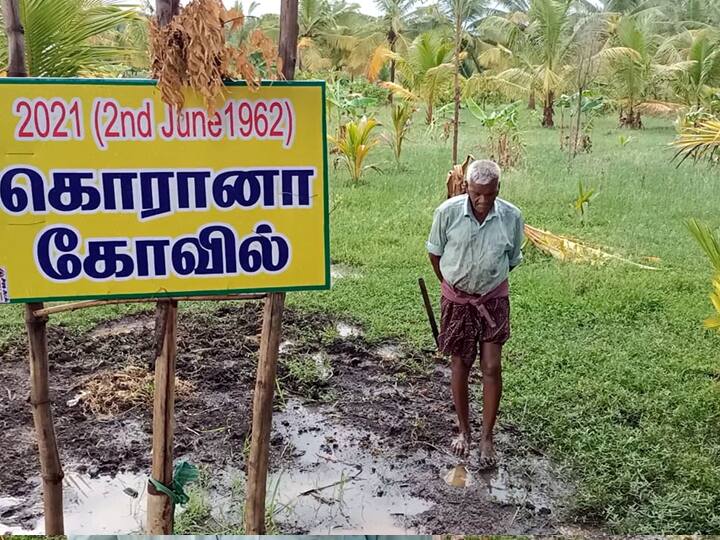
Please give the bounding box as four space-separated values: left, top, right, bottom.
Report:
0 77 331 303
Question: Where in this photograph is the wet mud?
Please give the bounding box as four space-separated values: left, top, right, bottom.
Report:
0 303 581 534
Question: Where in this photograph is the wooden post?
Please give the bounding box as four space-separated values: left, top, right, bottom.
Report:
2 0 27 77
146 299 178 534
156 0 180 25
244 3 295 531
244 292 286 534
146 5 180 531
25 304 64 535
278 0 298 80
5 5 62 535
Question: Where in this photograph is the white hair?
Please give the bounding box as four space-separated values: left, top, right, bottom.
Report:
466 160 501 186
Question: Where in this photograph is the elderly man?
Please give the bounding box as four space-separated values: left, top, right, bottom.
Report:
427 159 524 467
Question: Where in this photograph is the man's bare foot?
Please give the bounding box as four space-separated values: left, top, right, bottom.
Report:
450 433 470 457
478 437 497 469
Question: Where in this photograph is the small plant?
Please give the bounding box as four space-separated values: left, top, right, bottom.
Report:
571 180 599 226
466 98 524 168
382 102 416 169
618 134 634 147
331 116 382 183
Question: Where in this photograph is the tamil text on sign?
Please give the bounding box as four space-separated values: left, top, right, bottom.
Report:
0 79 330 303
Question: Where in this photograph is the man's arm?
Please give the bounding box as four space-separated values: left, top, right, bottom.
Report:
429 253 443 283
427 207 446 282
509 212 525 272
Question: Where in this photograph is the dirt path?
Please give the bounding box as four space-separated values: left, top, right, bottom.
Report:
0 303 583 534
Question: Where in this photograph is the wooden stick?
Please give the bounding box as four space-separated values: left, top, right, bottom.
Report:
146 299 178 534
33 294 266 317
278 0 299 80
2 0 27 77
25 303 64 535
244 292 286 534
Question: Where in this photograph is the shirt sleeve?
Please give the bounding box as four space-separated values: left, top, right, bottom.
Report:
426 207 446 256
509 212 525 267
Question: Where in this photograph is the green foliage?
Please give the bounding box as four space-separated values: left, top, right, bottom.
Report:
571 179 599 225
466 97 524 165
2 0 142 77
331 116 383 182
382 101 416 167
687 219 720 331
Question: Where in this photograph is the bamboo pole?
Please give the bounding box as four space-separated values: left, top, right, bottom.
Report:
33 294 267 318
244 292 286 534
146 299 178 534
25 303 64 535
2 0 27 77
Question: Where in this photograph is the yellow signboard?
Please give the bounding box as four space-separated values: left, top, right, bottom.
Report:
0 79 330 303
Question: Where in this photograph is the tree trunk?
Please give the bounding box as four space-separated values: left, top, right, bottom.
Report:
2 0 27 76
279 0 299 80
156 0 179 25
452 16 461 164
426 100 433 125
542 91 555 128
388 31 397 103
528 90 536 110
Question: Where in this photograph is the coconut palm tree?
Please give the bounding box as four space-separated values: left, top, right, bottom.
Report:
382 31 455 124
657 28 720 107
602 13 690 127
375 0 418 83
0 0 142 77
442 0 490 161
485 0 578 127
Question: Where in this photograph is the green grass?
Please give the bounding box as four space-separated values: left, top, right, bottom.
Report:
2 108 720 533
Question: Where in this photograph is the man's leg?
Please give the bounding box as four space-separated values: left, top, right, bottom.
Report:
450 354 472 456
479 341 502 467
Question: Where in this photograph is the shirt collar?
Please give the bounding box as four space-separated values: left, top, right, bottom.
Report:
464 195 498 223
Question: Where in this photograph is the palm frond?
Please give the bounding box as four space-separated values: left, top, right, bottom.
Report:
524 224 660 269
672 118 720 164
20 0 142 77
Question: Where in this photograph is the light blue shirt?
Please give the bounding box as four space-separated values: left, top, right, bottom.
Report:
427 195 524 295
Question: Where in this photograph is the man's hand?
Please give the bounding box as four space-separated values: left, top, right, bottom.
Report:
429 253 443 283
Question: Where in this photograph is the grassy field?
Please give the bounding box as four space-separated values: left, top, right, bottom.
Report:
2 108 719 533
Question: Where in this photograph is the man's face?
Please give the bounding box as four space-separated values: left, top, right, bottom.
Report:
467 180 499 216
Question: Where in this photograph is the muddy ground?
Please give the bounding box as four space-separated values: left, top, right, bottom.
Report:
0 303 587 535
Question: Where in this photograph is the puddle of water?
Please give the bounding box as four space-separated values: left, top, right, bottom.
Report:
477 462 554 512
1 472 146 535
336 322 363 338
311 351 334 380
270 400 433 534
443 465 475 488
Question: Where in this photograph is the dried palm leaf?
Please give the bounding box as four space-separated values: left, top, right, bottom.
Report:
150 0 280 113
673 118 720 165
635 100 686 118
523 225 659 270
